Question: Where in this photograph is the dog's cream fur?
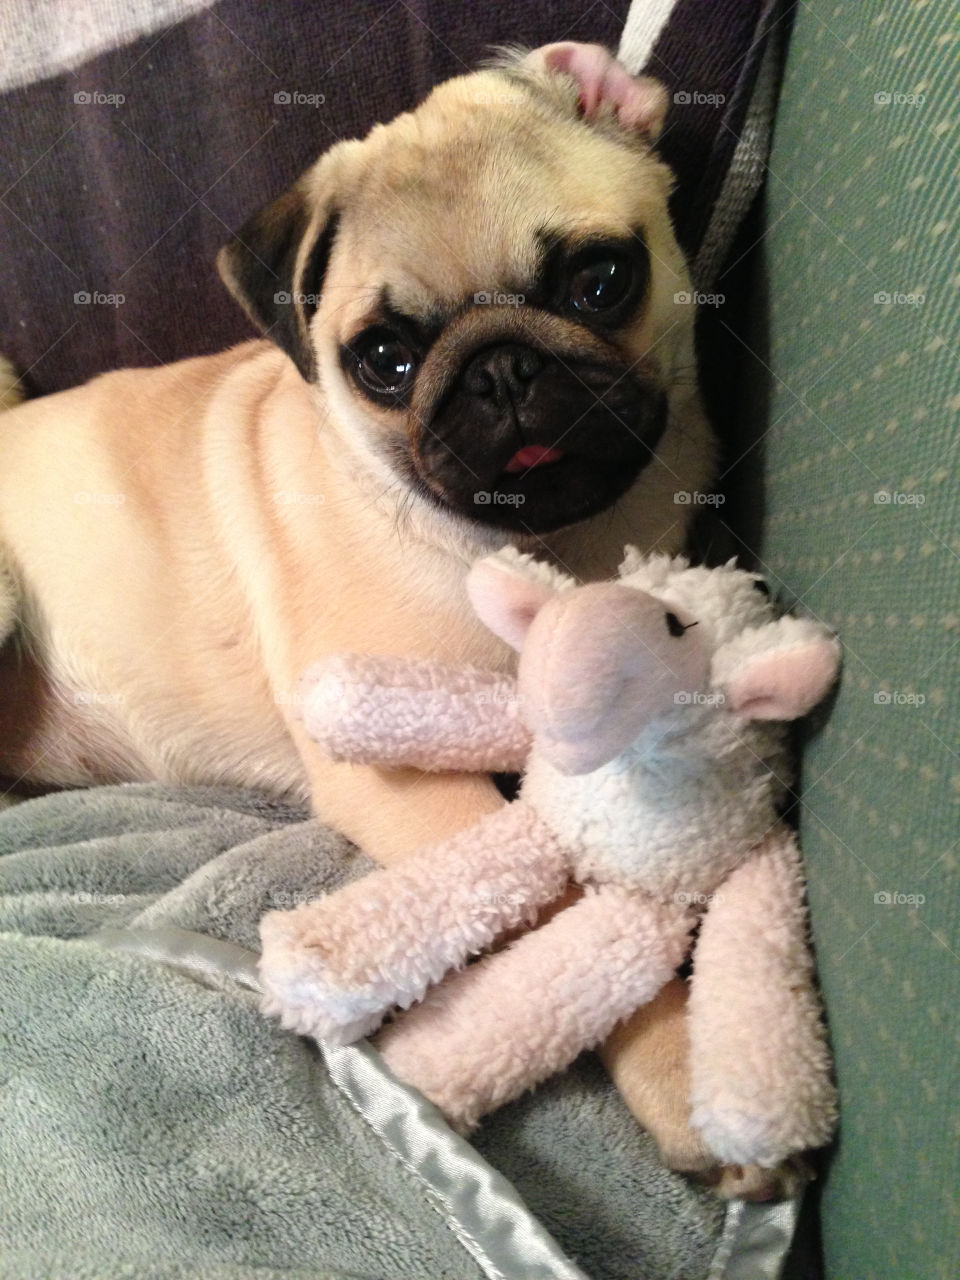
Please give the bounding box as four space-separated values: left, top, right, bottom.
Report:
0 54 800 1194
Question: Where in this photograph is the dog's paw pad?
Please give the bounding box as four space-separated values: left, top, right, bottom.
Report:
691 1154 814 1202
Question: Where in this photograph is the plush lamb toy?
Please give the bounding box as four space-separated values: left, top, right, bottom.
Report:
259 548 840 1167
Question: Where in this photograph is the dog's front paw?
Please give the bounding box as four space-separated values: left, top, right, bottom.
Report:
599 983 821 1203
648 1123 813 1203
258 905 387 1043
641 1097 818 1202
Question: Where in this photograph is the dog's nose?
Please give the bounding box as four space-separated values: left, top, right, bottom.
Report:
462 343 543 398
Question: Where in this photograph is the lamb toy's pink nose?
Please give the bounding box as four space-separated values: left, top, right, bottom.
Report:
518 582 711 775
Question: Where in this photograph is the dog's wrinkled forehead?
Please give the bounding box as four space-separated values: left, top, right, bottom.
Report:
331 69 672 318
618 550 778 648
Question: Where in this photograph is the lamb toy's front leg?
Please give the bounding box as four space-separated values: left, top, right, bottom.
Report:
259 801 570 1043
687 825 838 1167
296 654 531 773
375 884 697 1132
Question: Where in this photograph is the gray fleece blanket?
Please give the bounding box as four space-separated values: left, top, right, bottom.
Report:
0 784 799 1280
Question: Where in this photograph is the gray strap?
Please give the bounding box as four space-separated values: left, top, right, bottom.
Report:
693 14 782 290
618 0 681 73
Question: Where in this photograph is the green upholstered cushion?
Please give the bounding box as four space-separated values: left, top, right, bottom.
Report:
758 4 959 1277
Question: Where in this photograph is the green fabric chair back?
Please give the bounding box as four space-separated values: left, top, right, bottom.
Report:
757 5 959 1277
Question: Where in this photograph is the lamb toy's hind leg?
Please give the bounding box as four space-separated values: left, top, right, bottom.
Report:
687 825 838 1167
376 885 696 1132
258 801 570 1043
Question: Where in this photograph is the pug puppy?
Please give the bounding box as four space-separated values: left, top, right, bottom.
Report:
1 44 788 1194
1 42 713 839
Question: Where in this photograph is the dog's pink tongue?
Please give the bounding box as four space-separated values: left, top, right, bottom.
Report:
504 445 564 474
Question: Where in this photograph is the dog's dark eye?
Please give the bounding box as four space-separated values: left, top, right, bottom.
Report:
753 579 772 597
348 326 418 402
567 249 634 314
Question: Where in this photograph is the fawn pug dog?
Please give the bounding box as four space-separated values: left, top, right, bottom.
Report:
0 44 788 1195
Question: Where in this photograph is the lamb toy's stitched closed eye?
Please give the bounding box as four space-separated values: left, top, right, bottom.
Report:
259 547 840 1168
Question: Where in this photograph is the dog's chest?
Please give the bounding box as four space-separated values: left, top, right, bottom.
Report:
0 641 152 786
0 624 307 797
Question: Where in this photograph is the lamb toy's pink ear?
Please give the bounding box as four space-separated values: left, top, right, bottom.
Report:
466 550 575 652
714 616 841 722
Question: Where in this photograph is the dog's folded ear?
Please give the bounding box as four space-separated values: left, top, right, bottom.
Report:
217 182 339 381
519 43 669 145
